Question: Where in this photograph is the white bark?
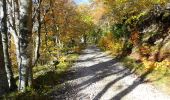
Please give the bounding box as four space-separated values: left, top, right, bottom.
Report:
0 1 9 95
18 0 33 91
32 0 42 66
0 34 9 96
1 0 17 91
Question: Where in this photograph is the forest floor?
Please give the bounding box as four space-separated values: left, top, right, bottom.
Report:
50 45 170 100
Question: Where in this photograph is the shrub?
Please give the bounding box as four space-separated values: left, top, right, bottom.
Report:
98 32 123 55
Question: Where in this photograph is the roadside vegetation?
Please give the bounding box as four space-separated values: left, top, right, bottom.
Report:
97 0 170 94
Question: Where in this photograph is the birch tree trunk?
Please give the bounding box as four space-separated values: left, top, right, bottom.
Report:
0 34 9 96
0 1 9 96
1 0 17 91
18 0 33 91
33 0 42 66
7 0 20 66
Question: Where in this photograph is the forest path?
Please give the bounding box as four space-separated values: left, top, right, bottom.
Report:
51 45 170 100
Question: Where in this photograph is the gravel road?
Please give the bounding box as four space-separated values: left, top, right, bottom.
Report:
51 46 170 100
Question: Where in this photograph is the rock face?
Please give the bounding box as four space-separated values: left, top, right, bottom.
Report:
129 47 141 61
136 4 170 61
160 40 170 61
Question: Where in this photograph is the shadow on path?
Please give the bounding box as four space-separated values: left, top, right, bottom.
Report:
49 52 134 99
49 46 159 100
93 72 133 100
110 67 155 100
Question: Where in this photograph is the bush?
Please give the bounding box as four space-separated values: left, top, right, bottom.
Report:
111 24 131 39
98 32 123 55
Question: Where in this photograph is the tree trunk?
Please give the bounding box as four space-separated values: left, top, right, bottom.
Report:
33 27 41 66
0 0 9 96
1 0 17 91
33 0 42 66
7 0 21 68
18 0 33 91
0 33 9 96
83 34 87 45
44 21 48 47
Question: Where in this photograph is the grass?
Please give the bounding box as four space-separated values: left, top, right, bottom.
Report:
3 53 79 99
122 57 170 95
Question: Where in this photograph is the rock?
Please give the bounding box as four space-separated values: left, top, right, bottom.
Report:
148 52 157 61
166 3 170 10
129 47 141 61
159 40 170 61
49 60 60 70
50 60 59 66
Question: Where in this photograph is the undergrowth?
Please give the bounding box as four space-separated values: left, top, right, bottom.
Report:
122 57 170 94
98 32 170 94
3 53 79 100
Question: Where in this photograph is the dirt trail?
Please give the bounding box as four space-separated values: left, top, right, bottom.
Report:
51 46 170 100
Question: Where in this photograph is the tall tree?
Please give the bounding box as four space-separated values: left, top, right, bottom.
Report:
0 0 9 96
18 0 33 91
0 33 9 96
1 0 17 91
33 0 42 66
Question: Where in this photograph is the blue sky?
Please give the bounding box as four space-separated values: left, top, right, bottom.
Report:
74 0 90 4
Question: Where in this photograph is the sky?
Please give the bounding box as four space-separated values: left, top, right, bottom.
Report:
74 0 90 4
